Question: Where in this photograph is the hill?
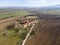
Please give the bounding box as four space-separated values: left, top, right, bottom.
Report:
25 19 60 45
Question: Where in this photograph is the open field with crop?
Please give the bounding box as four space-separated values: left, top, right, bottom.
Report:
0 11 30 19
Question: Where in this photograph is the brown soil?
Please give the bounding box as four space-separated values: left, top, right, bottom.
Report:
25 20 60 45
0 16 19 31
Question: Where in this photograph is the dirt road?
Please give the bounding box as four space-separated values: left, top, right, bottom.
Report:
22 24 35 45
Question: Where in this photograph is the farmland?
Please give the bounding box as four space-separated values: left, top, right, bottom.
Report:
0 9 31 45
0 8 60 45
0 11 30 19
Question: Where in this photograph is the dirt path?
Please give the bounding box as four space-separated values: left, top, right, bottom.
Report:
22 24 35 45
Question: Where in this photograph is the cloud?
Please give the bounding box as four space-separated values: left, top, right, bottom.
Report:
23 0 60 7
25 0 47 3
25 0 48 4
25 0 48 7
0 0 23 7
0 0 60 7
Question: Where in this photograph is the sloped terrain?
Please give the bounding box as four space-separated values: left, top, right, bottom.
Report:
25 19 60 45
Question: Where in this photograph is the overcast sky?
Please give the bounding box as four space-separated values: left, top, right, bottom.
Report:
0 0 60 7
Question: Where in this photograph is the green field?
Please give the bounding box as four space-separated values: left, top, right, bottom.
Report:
0 11 30 19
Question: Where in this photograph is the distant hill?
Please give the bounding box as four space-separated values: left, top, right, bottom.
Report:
1 4 60 12
38 4 60 10
29 4 60 10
